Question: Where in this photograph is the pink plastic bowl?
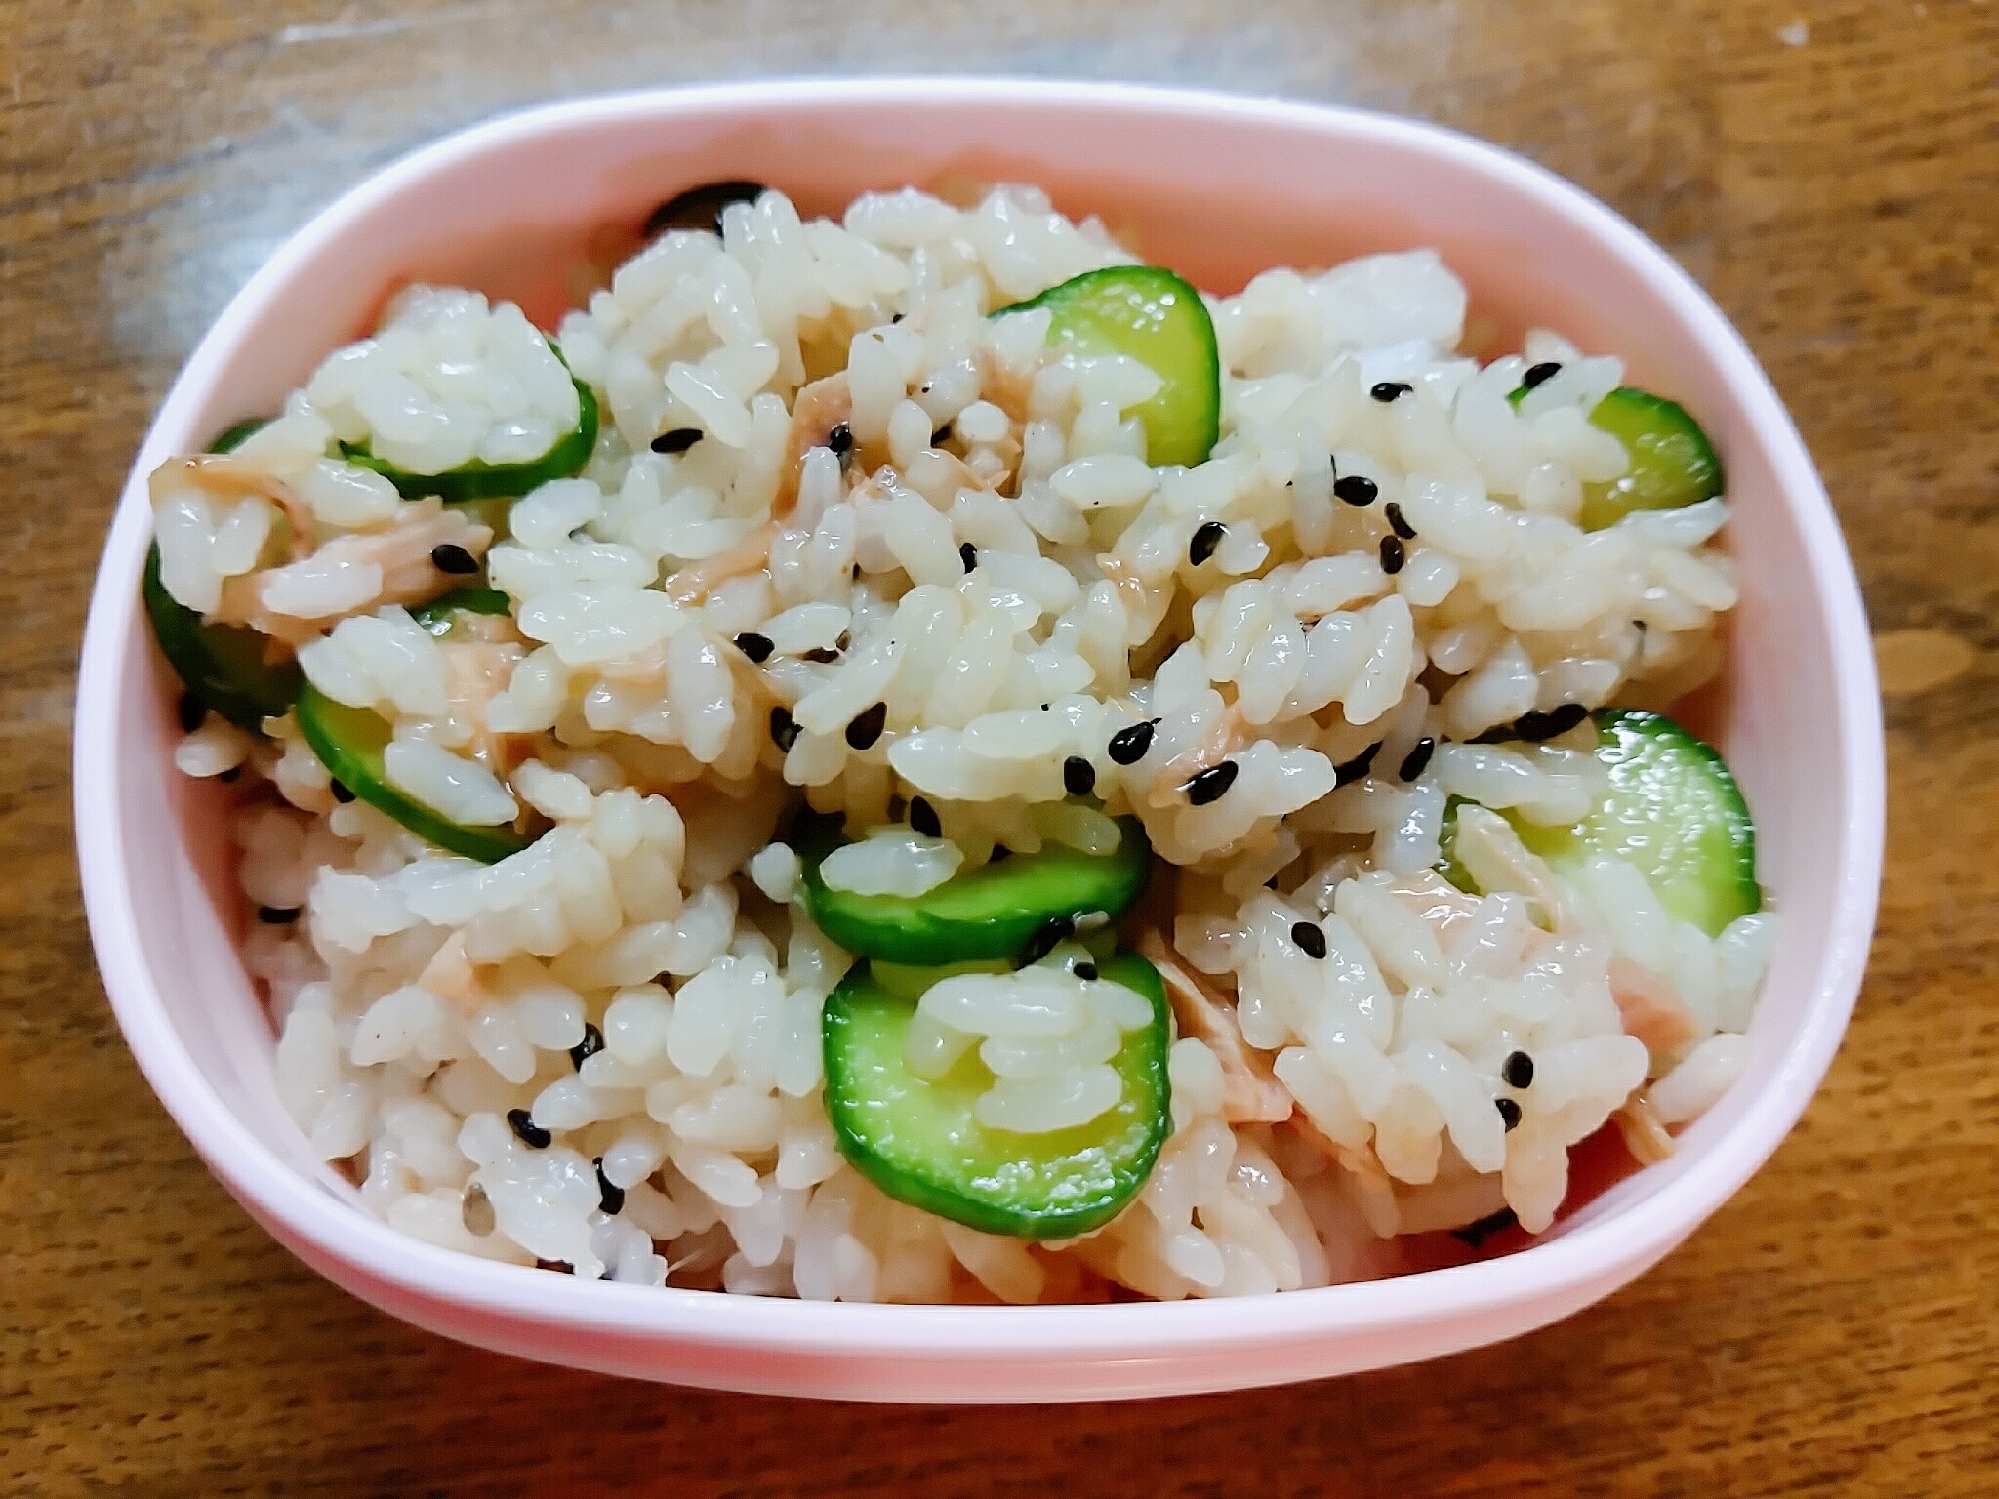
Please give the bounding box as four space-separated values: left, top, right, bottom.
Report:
75 79 1883 1401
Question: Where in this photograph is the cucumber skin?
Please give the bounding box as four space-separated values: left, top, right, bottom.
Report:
997 266 1222 469
795 812 1154 965
1578 388 1724 531
294 684 532 864
1443 709 1760 937
411 587 512 635
142 415 300 730
341 375 599 504
143 545 303 731
1503 383 1724 531
822 952 1172 1239
1520 709 1758 936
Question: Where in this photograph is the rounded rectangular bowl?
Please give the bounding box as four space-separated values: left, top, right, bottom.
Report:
74 78 1883 1402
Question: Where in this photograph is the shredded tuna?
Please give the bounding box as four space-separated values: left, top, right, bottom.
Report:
150 453 317 561
1612 1090 1677 1165
443 640 524 772
416 932 483 1012
662 520 778 606
1144 704 1245 809
1287 1114 1402 1238
1608 955 1705 1054
1137 928 1292 1124
1451 806 1576 931
1383 869 1486 945
213 499 492 643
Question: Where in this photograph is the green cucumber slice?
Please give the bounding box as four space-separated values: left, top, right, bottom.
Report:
1503 381 1724 531
998 265 1221 468
295 683 532 863
340 367 599 505
795 812 1153 966
410 587 512 637
143 544 302 731
207 417 271 454
142 414 298 730
822 951 1172 1239
1578 387 1724 531
1442 709 1759 936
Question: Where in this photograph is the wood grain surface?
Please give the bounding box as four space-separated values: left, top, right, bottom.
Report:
4 1 1996 1492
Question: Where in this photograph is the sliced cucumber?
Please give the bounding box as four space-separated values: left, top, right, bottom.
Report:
143 415 298 730
207 417 271 454
822 951 1172 1239
1503 381 1723 532
411 587 512 637
340 367 599 505
795 812 1153 966
143 544 302 731
1442 709 1758 936
998 265 1220 468
295 683 532 863
1578 387 1724 531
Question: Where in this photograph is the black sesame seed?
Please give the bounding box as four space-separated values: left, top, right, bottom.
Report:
430 542 479 575
959 541 977 573
1502 1050 1535 1089
218 766 241 784
769 705 800 753
506 1109 552 1149
1384 502 1416 541
1018 914 1075 965
570 1022 604 1071
802 647 840 664
835 629 851 651
593 1158 626 1216
1334 474 1379 507
1544 702 1591 736
1107 719 1158 765
1290 920 1328 959
1451 1206 1519 1248
1189 520 1226 567
932 425 953 446
329 779 355 803
257 906 300 924
1398 736 1437 782
909 795 941 838
828 422 854 460
177 693 205 733
1484 702 1592 744
1495 1097 1524 1131
1370 380 1413 403
1073 960 1099 982
1379 535 1406 575
1063 755 1096 796
1522 361 1563 390
1333 742 1382 788
845 701 888 751
650 427 703 455
1183 760 1240 806
890 312 904 324
733 631 774 664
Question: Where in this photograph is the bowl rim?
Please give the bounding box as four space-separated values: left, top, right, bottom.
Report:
74 75 1884 1363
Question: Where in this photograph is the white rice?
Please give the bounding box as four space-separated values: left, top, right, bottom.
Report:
156 181 1774 1302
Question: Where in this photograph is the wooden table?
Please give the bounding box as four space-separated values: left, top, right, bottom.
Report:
5 1 1994 1490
